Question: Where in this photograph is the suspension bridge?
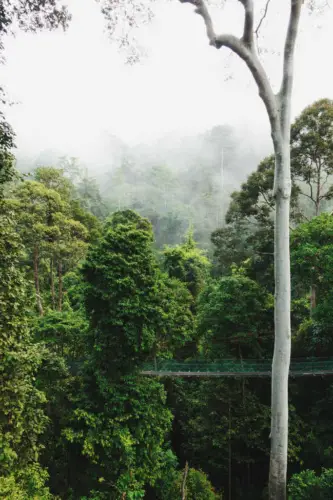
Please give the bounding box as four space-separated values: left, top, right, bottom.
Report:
141 358 333 378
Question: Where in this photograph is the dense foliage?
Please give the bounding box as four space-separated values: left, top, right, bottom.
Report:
2 98 333 498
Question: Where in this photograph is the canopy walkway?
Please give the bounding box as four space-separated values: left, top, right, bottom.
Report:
141 358 333 378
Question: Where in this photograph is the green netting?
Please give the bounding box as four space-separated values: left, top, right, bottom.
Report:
141 358 333 375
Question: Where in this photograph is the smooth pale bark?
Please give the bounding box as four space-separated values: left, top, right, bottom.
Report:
270 148 291 499
178 1 302 498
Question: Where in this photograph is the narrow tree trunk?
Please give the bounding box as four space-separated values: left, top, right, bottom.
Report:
269 147 291 500
310 283 316 314
247 462 251 489
50 256 55 309
315 164 321 216
239 345 245 404
228 400 232 500
33 245 44 316
181 462 189 500
315 202 320 216
58 261 63 312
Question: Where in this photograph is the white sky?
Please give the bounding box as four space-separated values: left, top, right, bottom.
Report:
2 0 333 160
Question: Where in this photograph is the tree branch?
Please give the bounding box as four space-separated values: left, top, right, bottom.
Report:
239 0 254 47
179 0 280 139
215 33 280 138
299 191 315 203
179 0 215 44
260 190 274 208
279 0 303 136
255 0 272 38
320 171 330 190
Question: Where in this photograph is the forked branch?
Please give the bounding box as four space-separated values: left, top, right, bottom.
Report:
180 0 254 48
179 0 280 139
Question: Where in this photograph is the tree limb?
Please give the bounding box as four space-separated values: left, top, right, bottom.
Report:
239 0 254 47
261 191 274 207
279 0 303 136
299 191 315 203
179 0 215 44
320 171 330 190
255 0 272 38
179 0 280 140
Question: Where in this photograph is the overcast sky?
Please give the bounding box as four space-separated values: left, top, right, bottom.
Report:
2 0 333 161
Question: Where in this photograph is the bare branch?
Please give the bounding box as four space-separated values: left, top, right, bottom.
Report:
261 190 274 207
320 171 330 190
299 191 315 203
179 0 280 139
239 0 254 47
279 0 303 136
214 33 280 139
179 0 215 44
255 0 272 38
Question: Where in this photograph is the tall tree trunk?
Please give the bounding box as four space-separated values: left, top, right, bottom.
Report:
175 1 302 498
58 261 63 312
269 146 292 500
50 256 56 309
33 245 44 316
268 3 302 497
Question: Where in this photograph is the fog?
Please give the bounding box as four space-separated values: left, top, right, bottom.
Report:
2 0 333 206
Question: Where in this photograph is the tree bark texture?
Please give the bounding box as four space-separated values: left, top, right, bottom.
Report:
269 148 291 500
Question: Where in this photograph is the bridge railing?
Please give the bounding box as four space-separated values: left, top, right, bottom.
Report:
141 358 333 374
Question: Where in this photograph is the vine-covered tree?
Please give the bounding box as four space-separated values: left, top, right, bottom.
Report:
163 229 210 301
65 210 195 498
0 209 50 498
82 209 194 373
10 179 89 315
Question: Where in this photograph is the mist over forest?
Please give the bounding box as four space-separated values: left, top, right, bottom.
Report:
15 124 271 249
